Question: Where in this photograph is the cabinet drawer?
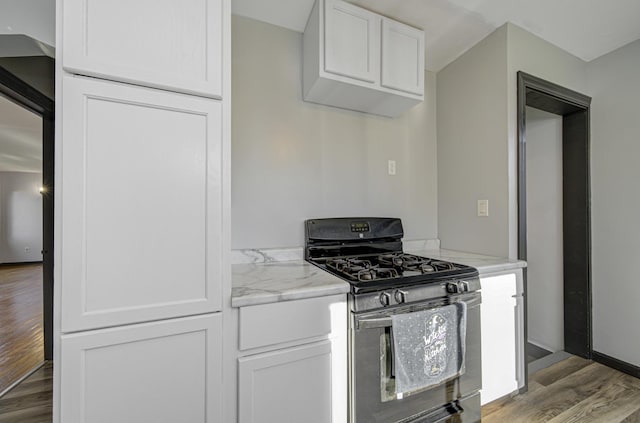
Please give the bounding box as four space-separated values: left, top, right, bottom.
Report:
239 295 341 351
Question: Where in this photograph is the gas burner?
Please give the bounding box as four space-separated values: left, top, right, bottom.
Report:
379 253 429 267
326 257 400 282
378 253 407 267
353 267 399 282
327 258 372 273
430 261 456 271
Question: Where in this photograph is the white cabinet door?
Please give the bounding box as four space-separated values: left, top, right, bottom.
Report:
323 0 380 83
381 19 424 95
61 75 223 332
60 313 222 423
62 0 224 98
480 273 519 404
239 341 333 423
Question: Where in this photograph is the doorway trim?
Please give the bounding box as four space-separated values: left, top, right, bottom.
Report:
0 65 55 360
517 71 592 375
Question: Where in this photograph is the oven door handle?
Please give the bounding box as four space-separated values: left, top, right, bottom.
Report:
356 316 392 329
355 294 479 330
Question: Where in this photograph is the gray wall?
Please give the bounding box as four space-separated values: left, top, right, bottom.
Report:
437 23 588 258
525 107 564 352
588 38 640 366
506 24 588 258
438 22 640 366
0 171 43 263
436 25 508 257
231 16 438 249
0 0 55 46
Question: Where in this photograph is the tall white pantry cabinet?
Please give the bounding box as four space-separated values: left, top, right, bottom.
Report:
53 1 231 422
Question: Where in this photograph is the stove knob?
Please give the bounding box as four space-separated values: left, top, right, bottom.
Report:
446 282 461 294
394 289 408 304
379 292 391 307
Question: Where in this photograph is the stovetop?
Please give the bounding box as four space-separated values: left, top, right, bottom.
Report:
305 217 479 295
309 252 478 294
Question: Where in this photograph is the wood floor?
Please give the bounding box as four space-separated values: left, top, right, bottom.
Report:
483 356 640 422
0 361 52 423
0 264 44 395
1 356 640 422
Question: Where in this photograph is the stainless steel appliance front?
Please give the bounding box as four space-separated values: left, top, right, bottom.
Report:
349 291 481 423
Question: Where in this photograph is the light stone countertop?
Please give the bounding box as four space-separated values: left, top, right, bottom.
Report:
404 248 527 275
231 260 350 308
231 245 526 308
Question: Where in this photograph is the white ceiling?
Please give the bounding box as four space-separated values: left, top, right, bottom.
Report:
0 94 42 173
232 0 640 71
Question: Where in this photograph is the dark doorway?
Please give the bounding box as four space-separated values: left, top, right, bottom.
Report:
517 72 592 385
0 65 54 362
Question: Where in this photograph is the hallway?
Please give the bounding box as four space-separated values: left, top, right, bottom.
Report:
0 263 44 395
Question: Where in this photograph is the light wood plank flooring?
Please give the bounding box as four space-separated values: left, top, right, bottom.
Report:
0 264 44 395
0 361 52 423
483 356 640 422
2 350 639 422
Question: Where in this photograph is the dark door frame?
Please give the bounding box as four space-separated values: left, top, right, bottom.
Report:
0 65 54 360
517 71 592 385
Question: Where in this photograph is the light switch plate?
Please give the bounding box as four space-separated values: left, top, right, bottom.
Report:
388 160 396 175
477 199 489 217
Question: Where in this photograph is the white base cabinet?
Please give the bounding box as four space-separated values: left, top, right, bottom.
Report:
60 314 222 423
239 341 333 423
480 270 525 405
236 295 347 423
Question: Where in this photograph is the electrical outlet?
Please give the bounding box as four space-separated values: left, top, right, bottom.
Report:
388 160 396 175
477 200 489 217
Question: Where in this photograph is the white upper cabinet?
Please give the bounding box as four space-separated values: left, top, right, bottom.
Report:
381 19 425 96
303 0 424 117
62 0 223 98
324 0 380 83
61 75 223 332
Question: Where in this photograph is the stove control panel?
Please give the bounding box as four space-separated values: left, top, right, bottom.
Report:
351 277 481 312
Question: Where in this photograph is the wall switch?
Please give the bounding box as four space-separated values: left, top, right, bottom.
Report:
477 200 489 217
388 160 396 175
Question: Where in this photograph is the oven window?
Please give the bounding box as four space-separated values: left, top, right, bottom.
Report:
380 327 395 402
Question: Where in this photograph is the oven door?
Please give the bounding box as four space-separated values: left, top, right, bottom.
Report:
350 292 481 423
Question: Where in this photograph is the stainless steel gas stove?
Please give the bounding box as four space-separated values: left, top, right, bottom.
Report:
305 217 482 423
